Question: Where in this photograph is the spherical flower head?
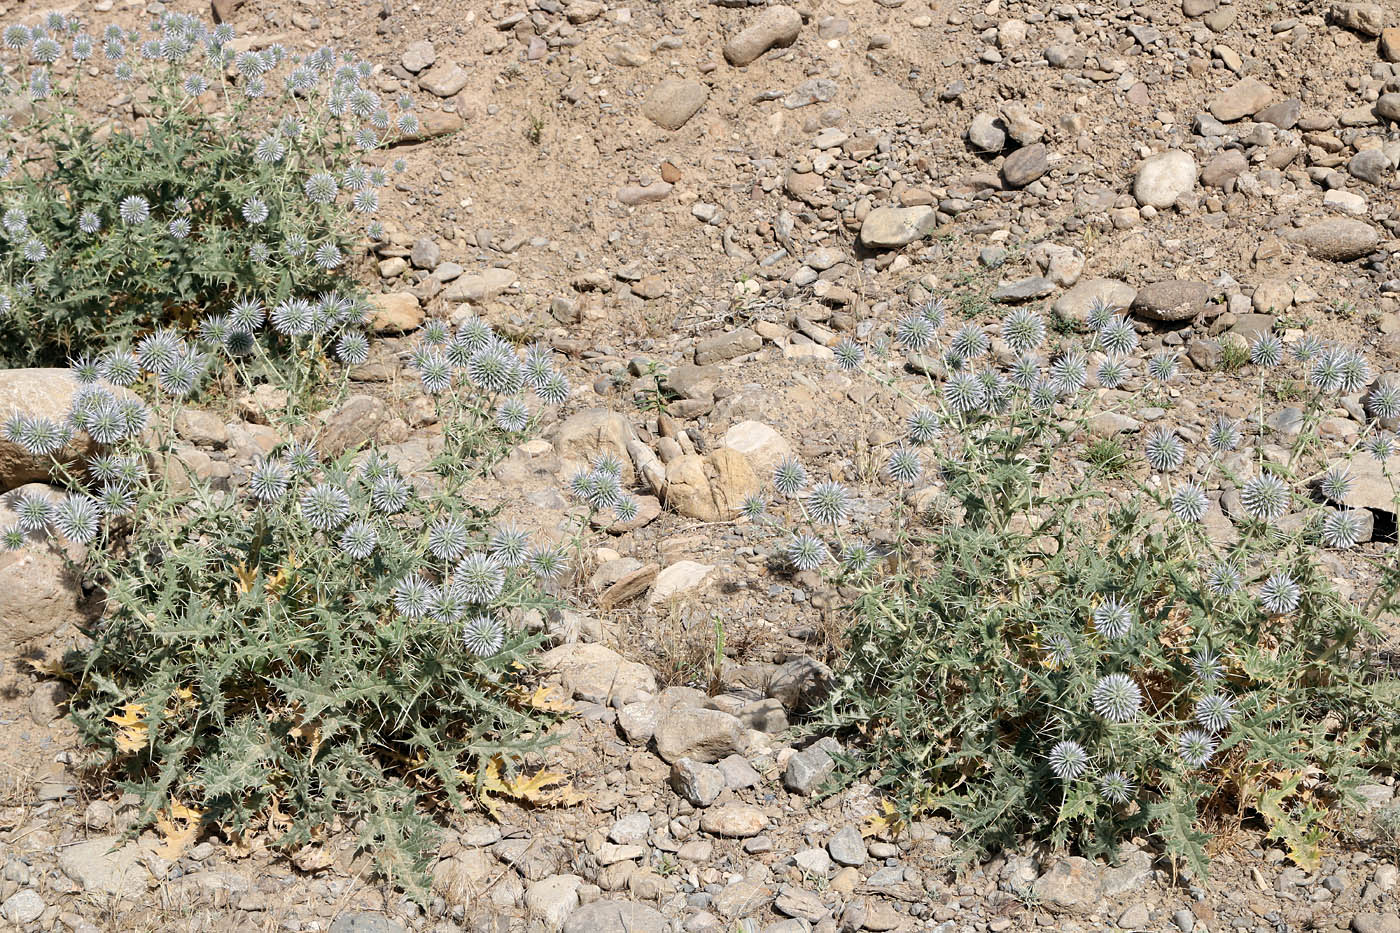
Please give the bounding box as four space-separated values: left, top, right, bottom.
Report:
786 533 829 572
943 371 986 415
393 575 437 620
1000 309 1045 355
806 481 851 526
1049 351 1088 396
255 135 286 164
313 242 343 270
1091 673 1142 723
905 408 940 446
135 328 185 374
1191 644 1225 682
396 113 419 136
414 350 453 395
1194 693 1236 733
336 520 378 559
535 372 570 406
1146 351 1178 382
895 313 935 352
3 25 30 50
299 483 351 531
1009 353 1040 389
1 523 27 551
22 238 47 262
1144 427 1185 473
739 494 767 522
841 542 874 575
1047 740 1089 781
463 614 505 657
1178 728 1218 769
833 339 864 372
167 216 192 240
1098 316 1138 357
1093 596 1133 640
1367 381 1400 422
1321 509 1365 549
1042 633 1073 667
427 516 472 562
1170 482 1208 523
1096 358 1128 390
95 482 135 517
772 456 808 497
1317 466 1352 503
951 323 989 361
1206 559 1241 596
1257 571 1300 615
336 331 371 366
352 188 380 215
248 457 290 502
281 440 319 477
370 474 410 514
1206 416 1240 455
529 543 569 581
478 524 532 573
53 493 100 543
591 452 625 479
1336 349 1370 395
342 165 370 191
1098 770 1136 805
494 398 529 433
1367 432 1397 460
468 344 523 395
1291 334 1324 363
1085 296 1119 331
158 351 207 397
433 585 474 624
241 197 269 224
2 207 28 237
1308 350 1346 393
304 172 339 204
10 490 54 533
1249 333 1283 367
1240 472 1290 523
82 398 129 445
118 194 150 225
78 209 102 234
611 495 641 524
885 445 922 484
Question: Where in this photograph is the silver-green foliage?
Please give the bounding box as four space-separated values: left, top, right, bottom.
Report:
10 319 575 899
0 12 399 365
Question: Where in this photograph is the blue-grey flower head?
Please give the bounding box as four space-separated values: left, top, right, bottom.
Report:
772 456 808 497
1170 482 1208 523
1091 673 1142 723
1144 427 1185 472
1098 770 1135 805
1047 740 1089 780
463 614 505 657
1240 473 1289 523
1092 596 1133 640
1000 309 1044 354
1257 571 1300 615
299 483 351 531
427 516 472 562
786 533 829 571
1321 509 1365 549
1177 729 1217 768
1193 693 1236 733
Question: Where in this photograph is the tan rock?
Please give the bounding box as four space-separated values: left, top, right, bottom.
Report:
554 409 637 483
664 448 758 521
0 484 92 647
364 292 423 334
0 369 134 493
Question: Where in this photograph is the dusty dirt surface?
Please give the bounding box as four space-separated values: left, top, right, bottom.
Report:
2 0 1400 930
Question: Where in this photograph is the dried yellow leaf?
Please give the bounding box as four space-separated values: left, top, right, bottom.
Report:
154 801 203 860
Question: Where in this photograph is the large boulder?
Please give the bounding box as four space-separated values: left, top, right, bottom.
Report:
553 409 636 483
0 484 92 647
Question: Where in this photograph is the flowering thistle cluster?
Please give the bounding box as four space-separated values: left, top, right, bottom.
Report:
0 12 400 366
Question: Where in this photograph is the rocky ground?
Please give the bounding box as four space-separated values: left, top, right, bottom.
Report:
3 0 1400 929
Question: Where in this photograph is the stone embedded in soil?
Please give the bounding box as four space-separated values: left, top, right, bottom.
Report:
723 5 803 66
417 62 469 97
723 421 793 475
695 327 761 364
1207 77 1275 122
1052 279 1137 324
1133 149 1197 208
967 111 1006 153
562 900 667 933
400 39 435 73
827 825 867 867
1331 2 1385 36
553 408 637 483
1200 149 1247 188
58 836 149 898
653 707 747 763
1349 149 1392 186
442 267 515 304
364 292 423 334
1350 914 1400 933
642 79 710 131
783 744 835 795
319 395 388 457
671 757 725 806
1381 27 1400 62
648 560 714 605
992 276 1055 303
524 875 582 928
858 206 938 248
1 485 92 647
393 109 463 143
1132 279 1212 321
1000 142 1048 188
618 182 673 205
1375 93 1400 122
540 643 656 705
700 803 770 838
1285 218 1380 261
